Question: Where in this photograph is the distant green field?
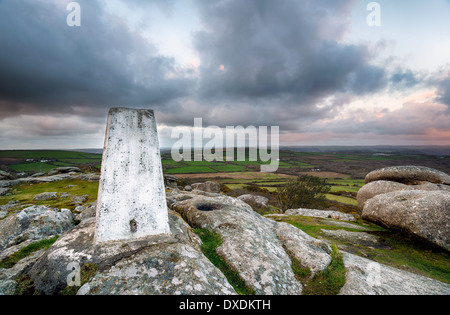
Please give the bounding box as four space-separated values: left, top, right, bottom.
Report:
60 158 101 164
0 150 100 159
1 150 363 206
325 194 358 206
8 162 55 173
212 165 246 172
164 166 216 174
329 185 360 193
327 179 365 186
0 150 102 174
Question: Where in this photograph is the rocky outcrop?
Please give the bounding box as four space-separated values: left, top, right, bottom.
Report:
358 166 450 251
0 248 47 295
357 180 450 208
74 202 96 223
0 171 13 181
275 222 332 276
285 208 356 222
0 172 100 188
363 190 450 250
1 185 449 295
340 252 450 295
365 165 450 185
164 175 179 188
0 205 75 252
170 190 332 294
47 167 82 176
321 230 390 249
190 181 221 193
33 192 58 201
237 194 269 210
0 188 11 197
28 212 236 295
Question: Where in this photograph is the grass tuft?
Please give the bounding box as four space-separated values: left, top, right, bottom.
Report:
61 263 99 295
193 228 255 295
287 244 346 295
0 236 59 269
301 245 346 295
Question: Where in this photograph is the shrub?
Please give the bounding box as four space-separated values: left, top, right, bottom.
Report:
276 175 330 211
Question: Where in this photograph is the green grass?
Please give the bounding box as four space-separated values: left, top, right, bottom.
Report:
0 150 99 159
286 162 315 168
8 163 55 173
271 215 381 239
325 194 358 206
183 160 224 166
212 165 246 172
51 161 77 167
60 158 101 164
327 179 364 186
194 229 255 295
329 185 361 193
162 159 184 166
227 160 261 165
0 179 99 212
1 150 102 175
164 166 217 174
0 236 58 269
61 263 99 295
271 215 450 284
300 245 346 295
365 232 450 284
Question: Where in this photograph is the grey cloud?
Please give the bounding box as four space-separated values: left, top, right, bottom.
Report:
1 0 446 149
390 70 421 88
308 101 450 137
192 0 388 112
436 74 450 110
0 0 192 119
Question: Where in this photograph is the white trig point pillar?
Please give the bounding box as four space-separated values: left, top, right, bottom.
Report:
95 108 170 243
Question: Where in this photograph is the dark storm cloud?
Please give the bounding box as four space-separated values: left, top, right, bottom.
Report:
192 0 388 114
1 0 447 149
0 0 192 119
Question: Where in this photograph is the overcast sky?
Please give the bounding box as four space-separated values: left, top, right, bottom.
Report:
0 0 449 149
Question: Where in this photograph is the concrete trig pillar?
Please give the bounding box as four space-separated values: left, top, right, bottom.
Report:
95 108 170 243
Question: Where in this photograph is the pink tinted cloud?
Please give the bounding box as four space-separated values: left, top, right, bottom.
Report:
279 96 450 146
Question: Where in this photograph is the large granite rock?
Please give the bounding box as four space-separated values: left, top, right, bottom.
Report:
365 165 450 185
28 211 236 295
237 194 270 210
0 188 11 196
47 167 82 176
339 252 450 295
169 190 332 294
358 166 450 250
275 222 332 276
0 174 72 188
0 205 75 252
362 190 450 250
285 208 356 222
190 181 221 193
33 192 58 201
2 187 448 295
0 171 13 180
357 180 450 208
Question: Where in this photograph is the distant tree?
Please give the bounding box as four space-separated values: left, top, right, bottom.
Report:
276 175 331 211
